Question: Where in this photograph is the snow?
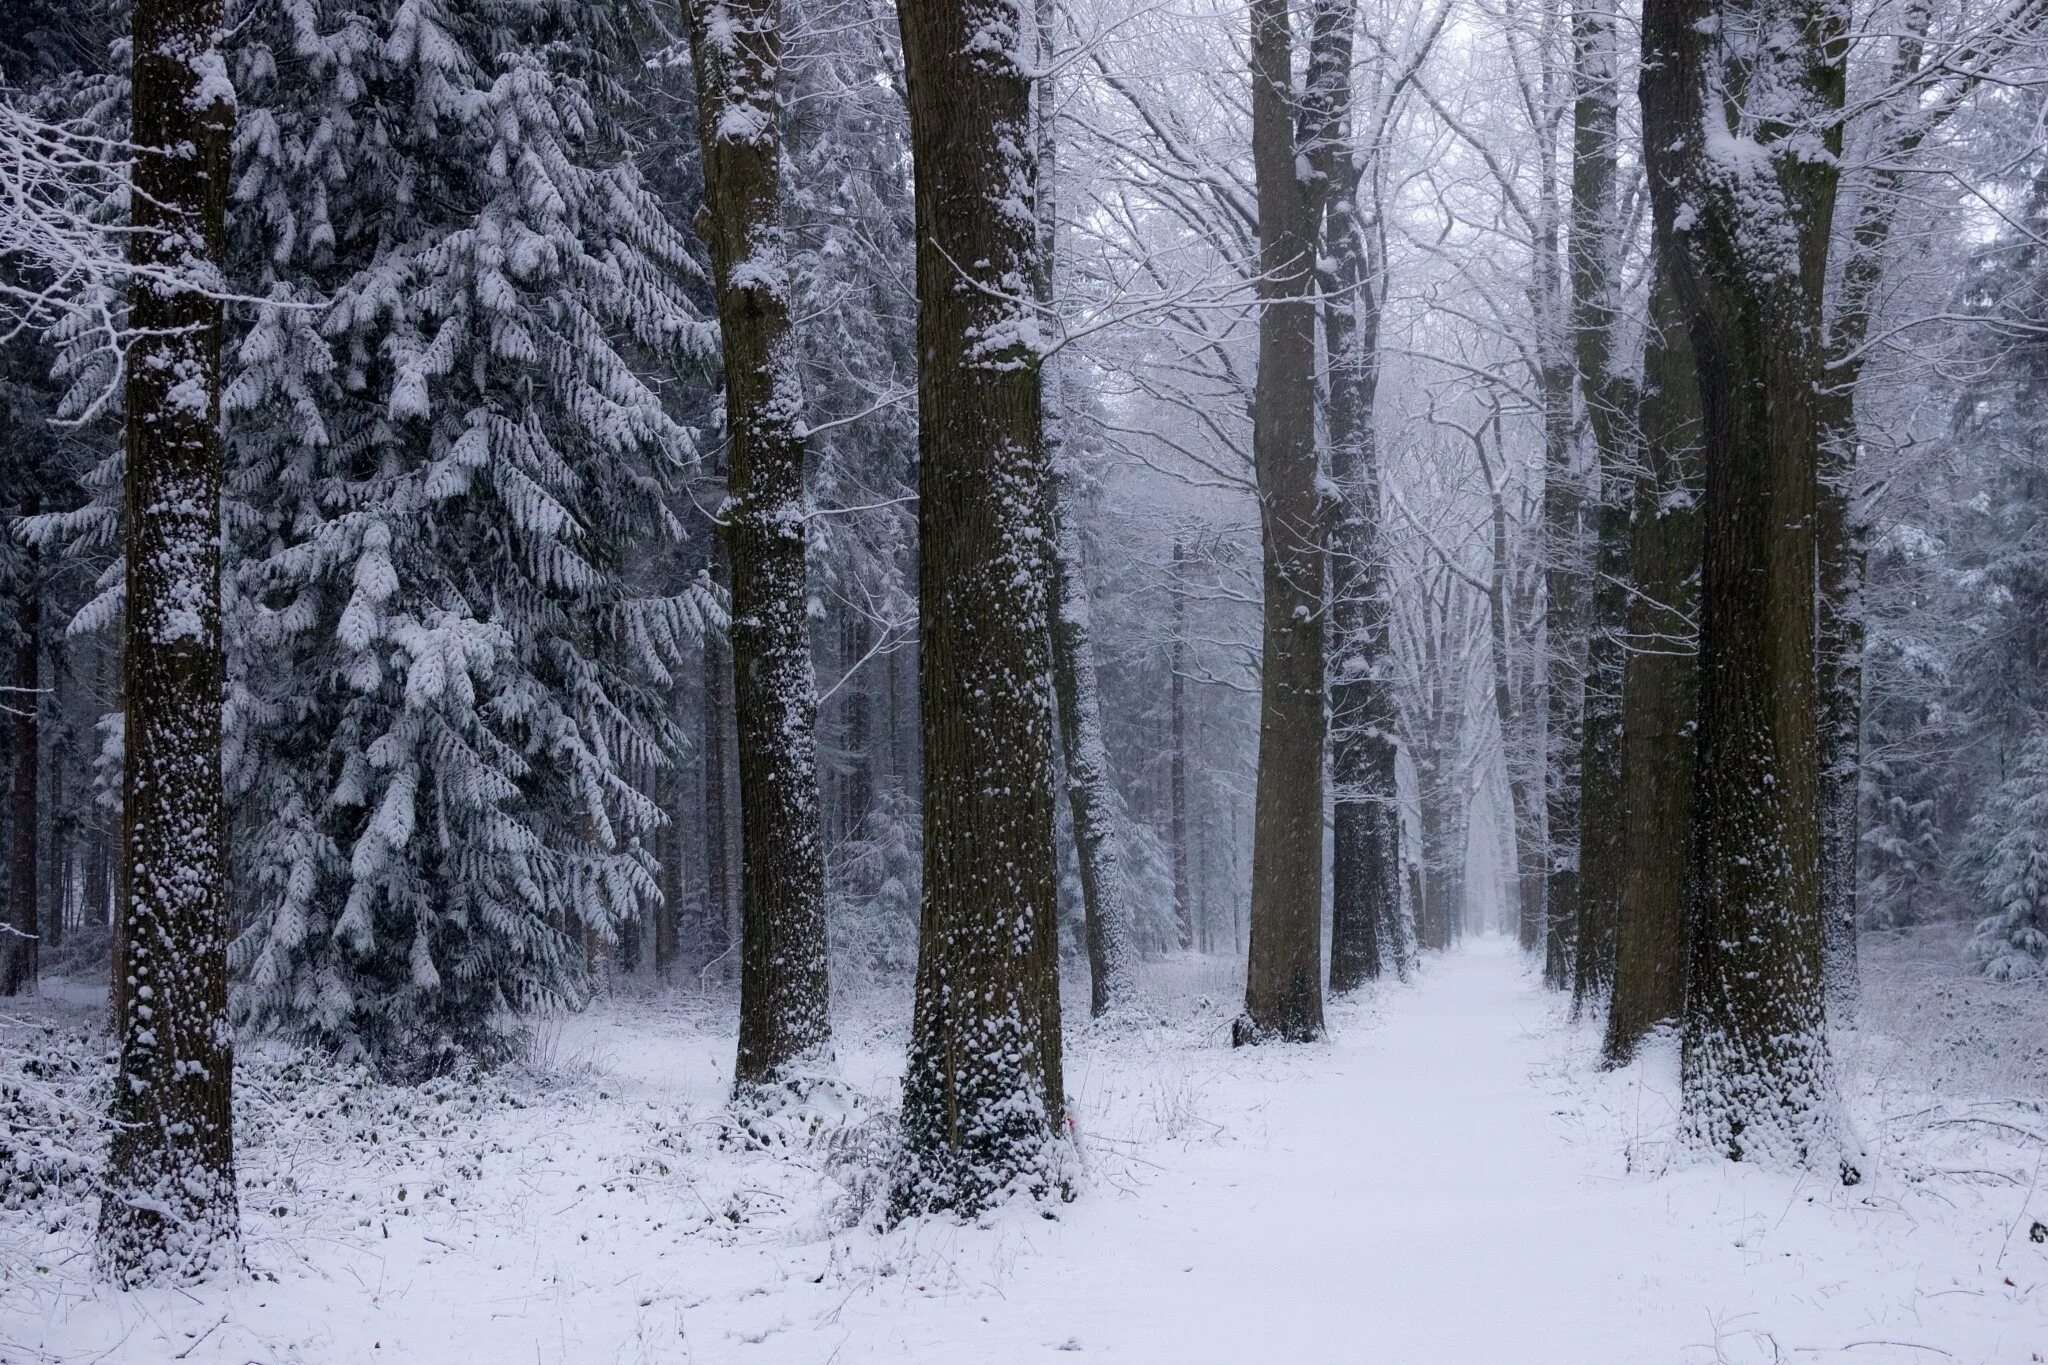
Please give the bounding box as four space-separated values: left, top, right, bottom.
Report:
5 936 2045 1362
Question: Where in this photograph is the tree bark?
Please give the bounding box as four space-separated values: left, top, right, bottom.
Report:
1171 537 1191 951
1319 0 1402 995
1603 274 1701 1066
1475 429 1542 953
100 0 239 1282
1568 0 1629 1016
701 540 739 976
2 508 38 997
1237 0 1332 1045
1642 0 1851 1169
685 0 833 1096
892 0 1066 1217
1047 467 1140 1017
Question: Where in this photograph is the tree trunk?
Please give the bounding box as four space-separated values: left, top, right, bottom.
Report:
701 541 738 976
1171 537 1191 951
1477 433 1542 953
1034 5 1138 1018
685 0 833 1096
100 0 239 1281
1319 0 1401 995
892 0 1066 1218
1048 466 1140 1017
1568 0 1629 1017
1642 0 1851 1170
1603 274 1701 1066
1237 0 1331 1045
3 515 38 996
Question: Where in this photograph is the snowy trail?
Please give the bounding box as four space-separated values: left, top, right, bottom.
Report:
10 935 2039 1364
842 936 1661 1363
819 936 2036 1364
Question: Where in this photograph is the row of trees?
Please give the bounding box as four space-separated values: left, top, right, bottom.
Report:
2 0 2046 1284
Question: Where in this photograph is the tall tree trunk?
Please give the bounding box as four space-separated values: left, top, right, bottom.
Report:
3 511 38 996
1237 0 1332 1045
1171 537 1191 950
1812 12 1948 1022
1642 0 1851 1170
1568 0 1629 1016
1320 0 1401 995
685 0 833 1096
1477 434 1542 952
100 0 239 1281
1048 467 1140 1017
1539 374 1581 990
1034 1 1138 1018
1603 275 1702 1065
839 610 874 838
701 541 738 976
1536 42 1582 991
892 0 1066 1217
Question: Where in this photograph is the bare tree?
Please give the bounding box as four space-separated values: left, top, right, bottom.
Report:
892 0 1068 1215
1238 0 1335 1044
98 0 239 1282
1603 273 1700 1065
684 0 834 1097
1642 0 1851 1170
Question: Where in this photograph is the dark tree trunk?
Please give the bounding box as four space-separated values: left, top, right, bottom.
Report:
3 513 38 997
1642 0 1850 1169
1320 0 1401 995
685 0 833 1095
100 0 239 1281
1603 275 1701 1066
1568 0 1629 1017
1171 537 1191 951
1537 117 1583 992
892 0 1066 1218
1476 432 1542 953
701 541 739 974
1237 0 1332 1046
838 609 874 838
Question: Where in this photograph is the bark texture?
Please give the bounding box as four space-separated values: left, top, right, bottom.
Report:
2 526 37 997
1568 0 1629 1017
892 0 1067 1216
1237 0 1331 1045
685 0 833 1095
1602 275 1701 1066
1319 0 1401 994
100 0 240 1283
1642 0 1851 1169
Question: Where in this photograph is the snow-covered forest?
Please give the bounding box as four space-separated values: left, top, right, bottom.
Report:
2 0 2047 1356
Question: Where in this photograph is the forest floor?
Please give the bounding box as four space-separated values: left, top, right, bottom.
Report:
4 930 2046 1364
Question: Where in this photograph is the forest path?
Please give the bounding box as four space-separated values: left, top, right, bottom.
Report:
884 933 1696 1363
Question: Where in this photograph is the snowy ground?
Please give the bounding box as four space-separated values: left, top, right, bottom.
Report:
4 931 2046 1364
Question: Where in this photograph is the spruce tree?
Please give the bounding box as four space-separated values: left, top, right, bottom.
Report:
223 0 712 1074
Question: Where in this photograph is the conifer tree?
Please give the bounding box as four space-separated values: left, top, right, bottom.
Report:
223 0 712 1073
